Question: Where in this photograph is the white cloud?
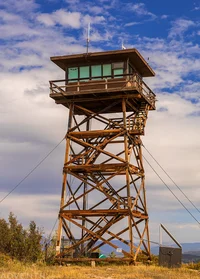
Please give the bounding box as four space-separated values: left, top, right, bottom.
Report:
131 36 200 91
193 5 200 11
144 93 200 190
87 6 104 14
36 13 55 27
0 23 40 38
0 0 39 12
82 14 105 25
90 29 113 42
161 15 168 19
168 18 196 38
130 2 156 19
65 0 80 3
0 193 60 233
37 9 81 28
0 10 22 22
124 22 142 27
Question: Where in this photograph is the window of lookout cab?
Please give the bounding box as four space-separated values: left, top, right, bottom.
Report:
67 62 126 83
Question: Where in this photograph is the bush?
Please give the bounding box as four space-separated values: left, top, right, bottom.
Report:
0 213 43 263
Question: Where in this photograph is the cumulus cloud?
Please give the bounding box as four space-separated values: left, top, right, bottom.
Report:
37 9 81 28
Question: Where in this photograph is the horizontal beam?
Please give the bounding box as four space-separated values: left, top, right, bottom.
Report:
53 92 141 103
50 86 141 97
68 129 142 139
63 163 140 174
61 209 148 219
55 257 133 262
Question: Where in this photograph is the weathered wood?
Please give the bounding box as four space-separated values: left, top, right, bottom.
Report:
68 129 142 139
64 163 139 174
50 48 156 262
64 216 132 258
55 257 133 262
56 104 73 254
61 209 148 219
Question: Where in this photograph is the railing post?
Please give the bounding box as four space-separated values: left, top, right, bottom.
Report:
105 78 108 90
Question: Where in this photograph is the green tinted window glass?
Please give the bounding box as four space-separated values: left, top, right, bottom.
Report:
91 65 101 78
80 66 89 79
103 64 111 77
113 68 123 78
68 67 78 81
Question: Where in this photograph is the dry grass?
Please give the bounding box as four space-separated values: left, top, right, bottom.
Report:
0 263 200 279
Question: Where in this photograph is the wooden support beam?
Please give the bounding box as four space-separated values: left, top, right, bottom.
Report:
64 163 139 174
61 209 148 219
68 129 142 139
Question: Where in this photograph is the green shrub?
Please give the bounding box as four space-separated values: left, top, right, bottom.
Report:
0 213 43 263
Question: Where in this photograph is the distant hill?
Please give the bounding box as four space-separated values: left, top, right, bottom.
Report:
151 242 200 256
98 241 200 263
182 253 200 263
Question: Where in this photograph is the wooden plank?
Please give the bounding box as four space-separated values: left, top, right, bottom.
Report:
54 93 141 104
64 163 139 174
61 209 148 219
68 129 141 139
55 257 133 262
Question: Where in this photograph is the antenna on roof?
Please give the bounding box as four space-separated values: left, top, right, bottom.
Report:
86 22 91 55
122 40 126 50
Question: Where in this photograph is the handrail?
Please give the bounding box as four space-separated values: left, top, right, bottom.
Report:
49 73 156 107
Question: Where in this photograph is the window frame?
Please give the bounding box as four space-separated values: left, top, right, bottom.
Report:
67 61 126 82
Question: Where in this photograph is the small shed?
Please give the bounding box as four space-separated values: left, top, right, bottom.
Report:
159 224 182 268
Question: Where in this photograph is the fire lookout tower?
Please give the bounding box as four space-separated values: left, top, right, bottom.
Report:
50 48 156 263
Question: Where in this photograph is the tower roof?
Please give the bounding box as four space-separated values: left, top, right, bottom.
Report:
50 48 155 77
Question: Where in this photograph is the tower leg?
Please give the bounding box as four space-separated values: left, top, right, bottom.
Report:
56 104 74 255
122 98 134 258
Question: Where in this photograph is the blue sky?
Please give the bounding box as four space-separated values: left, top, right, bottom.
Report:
0 0 200 244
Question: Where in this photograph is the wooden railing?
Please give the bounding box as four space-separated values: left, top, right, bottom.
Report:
49 73 156 107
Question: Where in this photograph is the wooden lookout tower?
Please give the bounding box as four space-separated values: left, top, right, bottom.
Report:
49 48 156 263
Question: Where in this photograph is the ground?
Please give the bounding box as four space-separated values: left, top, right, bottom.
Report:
0 263 200 279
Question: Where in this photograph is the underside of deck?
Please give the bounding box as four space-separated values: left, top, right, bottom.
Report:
49 76 156 115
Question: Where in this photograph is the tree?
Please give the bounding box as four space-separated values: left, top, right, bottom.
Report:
8 212 27 260
0 218 10 254
0 213 44 263
25 221 43 262
44 233 57 264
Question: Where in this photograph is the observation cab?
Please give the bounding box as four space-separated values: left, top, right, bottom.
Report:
49 48 156 118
